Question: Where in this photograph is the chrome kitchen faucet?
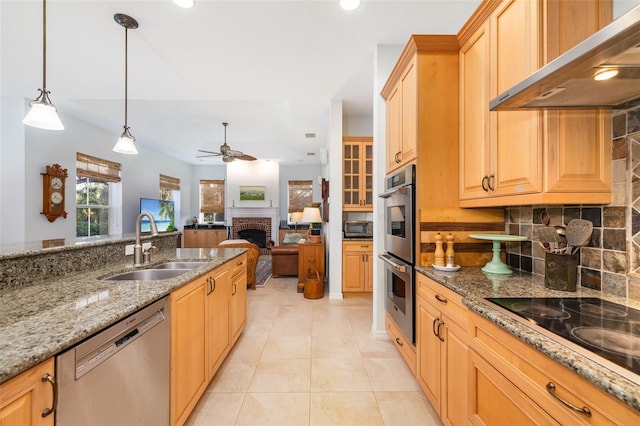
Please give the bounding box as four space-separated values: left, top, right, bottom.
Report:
134 212 158 266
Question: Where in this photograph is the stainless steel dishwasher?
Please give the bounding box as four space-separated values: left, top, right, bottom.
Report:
56 296 170 426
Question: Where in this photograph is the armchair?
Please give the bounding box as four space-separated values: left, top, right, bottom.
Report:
216 239 260 289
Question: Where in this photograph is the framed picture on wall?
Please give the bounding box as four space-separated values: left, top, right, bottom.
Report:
239 185 266 201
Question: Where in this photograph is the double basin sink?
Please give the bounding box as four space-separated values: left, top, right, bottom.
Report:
104 261 207 281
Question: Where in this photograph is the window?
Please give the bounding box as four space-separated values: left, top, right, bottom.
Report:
159 174 180 201
288 180 312 221
200 179 225 223
76 153 122 237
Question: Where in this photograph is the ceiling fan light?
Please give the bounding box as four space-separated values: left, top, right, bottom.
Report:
23 92 64 130
340 0 361 11
223 155 234 163
113 127 138 154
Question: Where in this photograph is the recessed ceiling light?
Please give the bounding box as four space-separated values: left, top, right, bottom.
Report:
307 152 316 156
340 0 361 11
305 133 316 138
173 0 194 8
593 68 618 81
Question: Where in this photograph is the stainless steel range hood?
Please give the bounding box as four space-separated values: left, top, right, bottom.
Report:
490 4 640 110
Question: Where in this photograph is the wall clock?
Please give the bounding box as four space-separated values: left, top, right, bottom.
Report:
42 164 68 222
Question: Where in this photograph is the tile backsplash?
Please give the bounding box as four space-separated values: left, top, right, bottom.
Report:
505 105 640 301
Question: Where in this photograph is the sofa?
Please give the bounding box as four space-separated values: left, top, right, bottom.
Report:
216 239 260 289
270 233 305 278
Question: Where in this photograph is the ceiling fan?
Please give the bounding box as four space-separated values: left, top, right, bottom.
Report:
197 122 257 162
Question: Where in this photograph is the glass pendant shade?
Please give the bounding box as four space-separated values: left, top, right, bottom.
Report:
113 126 138 154
22 90 64 130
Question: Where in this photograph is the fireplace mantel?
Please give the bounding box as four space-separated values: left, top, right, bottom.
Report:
226 207 280 244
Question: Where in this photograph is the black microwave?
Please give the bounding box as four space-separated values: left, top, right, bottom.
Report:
344 220 373 238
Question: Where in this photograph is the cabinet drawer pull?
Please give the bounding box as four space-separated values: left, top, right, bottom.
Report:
395 337 403 347
435 294 448 304
41 373 57 417
237 261 244 266
437 321 445 342
546 382 591 417
481 175 489 192
488 174 496 191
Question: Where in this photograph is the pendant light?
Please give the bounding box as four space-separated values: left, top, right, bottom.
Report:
112 14 139 155
23 0 64 130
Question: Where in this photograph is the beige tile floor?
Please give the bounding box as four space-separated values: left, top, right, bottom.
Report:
185 277 442 426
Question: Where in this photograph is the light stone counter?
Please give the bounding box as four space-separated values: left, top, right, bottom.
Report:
0 247 246 384
416 265 640 413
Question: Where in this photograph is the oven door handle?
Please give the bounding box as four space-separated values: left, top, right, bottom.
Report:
378 184 410 198
378 254 407 273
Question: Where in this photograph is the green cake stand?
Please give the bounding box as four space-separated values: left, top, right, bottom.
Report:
469 233 528 275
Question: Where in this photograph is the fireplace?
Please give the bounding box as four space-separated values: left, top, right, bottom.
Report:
226 207 280 253
231 216 273 254
238 229 267 248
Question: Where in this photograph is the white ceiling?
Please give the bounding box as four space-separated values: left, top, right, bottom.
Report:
1 0 480 165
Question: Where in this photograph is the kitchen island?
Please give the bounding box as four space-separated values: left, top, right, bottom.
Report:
416 265 640 415
0 246 246 385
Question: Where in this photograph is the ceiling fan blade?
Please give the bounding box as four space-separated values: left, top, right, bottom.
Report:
226 149 244 156
236 154 257 161
197 149 222 156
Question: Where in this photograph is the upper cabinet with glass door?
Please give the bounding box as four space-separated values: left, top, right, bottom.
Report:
343 137 373 212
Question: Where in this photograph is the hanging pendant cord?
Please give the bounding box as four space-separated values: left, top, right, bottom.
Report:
42 0 47 90
124 27 128 128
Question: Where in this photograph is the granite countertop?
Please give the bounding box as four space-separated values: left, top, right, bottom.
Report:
0 247 246 384
416 265 640 413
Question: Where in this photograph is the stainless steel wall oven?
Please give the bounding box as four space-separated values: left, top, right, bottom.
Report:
379 164 416 343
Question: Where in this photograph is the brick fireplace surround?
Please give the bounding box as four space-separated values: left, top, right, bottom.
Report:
231 218 272 254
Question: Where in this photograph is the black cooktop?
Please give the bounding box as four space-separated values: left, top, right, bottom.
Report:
486 297 640 376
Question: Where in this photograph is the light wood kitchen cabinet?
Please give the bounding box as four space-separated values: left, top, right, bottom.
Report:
206 265 230 379
341 241 373 292
343 137 373 211
385 312 416 376
0 358 54 426
383 56 417 173
468 311 640 425
416 273 467 426
458 0 611 207
297 242 325 293
170 277 207 426
170 256 248 426
183 229 227 248
230 253 248 345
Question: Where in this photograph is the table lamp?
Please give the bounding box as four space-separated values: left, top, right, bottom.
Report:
291 211 303 231
301 207 322 243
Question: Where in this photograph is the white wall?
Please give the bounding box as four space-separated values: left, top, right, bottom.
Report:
343 115 373 137
226 160 279 210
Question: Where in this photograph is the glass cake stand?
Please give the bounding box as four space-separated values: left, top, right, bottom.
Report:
469 233 528 275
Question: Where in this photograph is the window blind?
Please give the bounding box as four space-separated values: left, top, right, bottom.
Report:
288 180 312 213
200 179 225 213
76 153 121 182
159 174 180 191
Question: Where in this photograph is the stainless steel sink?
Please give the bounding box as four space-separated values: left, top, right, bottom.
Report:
104 268 192 281
154 262 206 270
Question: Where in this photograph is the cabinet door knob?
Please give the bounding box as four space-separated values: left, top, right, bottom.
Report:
437 320 445 342
432 317 440 338
395 337 403 347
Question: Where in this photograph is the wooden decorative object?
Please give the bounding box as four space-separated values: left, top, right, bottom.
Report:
41 164 68 222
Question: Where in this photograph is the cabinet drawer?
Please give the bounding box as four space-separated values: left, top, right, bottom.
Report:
470 312 639 425
342 241 373 252
385 313 416 375
230 253 247 277
416 273 466 329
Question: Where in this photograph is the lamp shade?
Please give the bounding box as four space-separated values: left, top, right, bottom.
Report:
113 126 138 154
301 207 322 224
23 99 64 130
291 212 303 224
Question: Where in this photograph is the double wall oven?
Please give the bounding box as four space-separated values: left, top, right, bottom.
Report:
379 164 415 343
